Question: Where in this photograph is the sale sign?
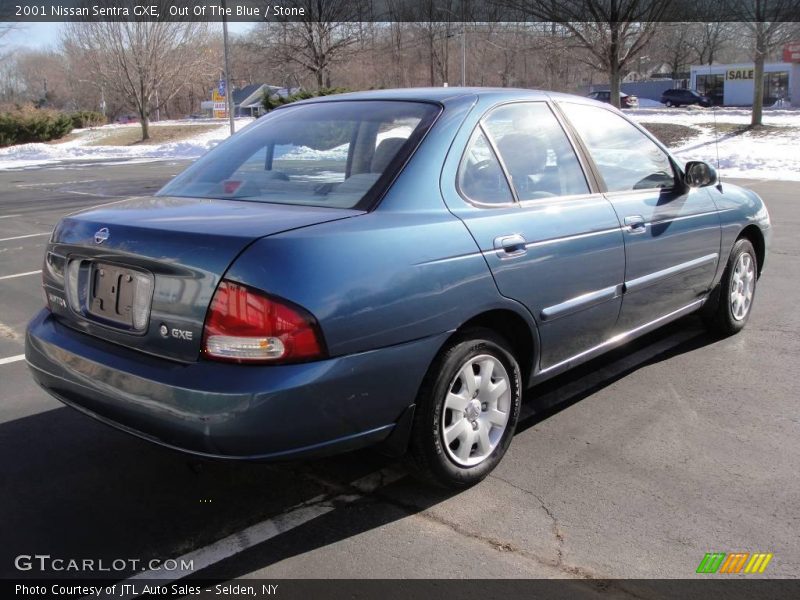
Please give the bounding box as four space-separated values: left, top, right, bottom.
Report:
783 41 800 63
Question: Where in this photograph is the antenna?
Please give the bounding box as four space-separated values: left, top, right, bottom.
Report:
708 63 722 191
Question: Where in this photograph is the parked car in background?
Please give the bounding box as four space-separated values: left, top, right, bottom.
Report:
114 114 139 124
27 88 770 488
586 90 639 108
661 89 712 107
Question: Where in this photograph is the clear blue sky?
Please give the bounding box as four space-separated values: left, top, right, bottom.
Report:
4 22 255 50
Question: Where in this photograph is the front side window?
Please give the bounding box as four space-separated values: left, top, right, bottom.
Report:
158 101 439 209
559 102 676 192
481 103 590 201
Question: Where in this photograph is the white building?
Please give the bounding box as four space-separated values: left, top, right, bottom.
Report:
690 62 798 106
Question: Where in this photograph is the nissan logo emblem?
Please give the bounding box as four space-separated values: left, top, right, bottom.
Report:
94 227 110 244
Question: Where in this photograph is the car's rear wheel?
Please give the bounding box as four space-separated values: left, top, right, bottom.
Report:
665 100 673 107
702 238 758 335
407 328 521 488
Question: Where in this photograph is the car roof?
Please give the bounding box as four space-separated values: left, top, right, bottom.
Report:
588 90 628 96
288 87 583 108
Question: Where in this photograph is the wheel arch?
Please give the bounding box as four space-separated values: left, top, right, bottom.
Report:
450 308 538 384
380 307 538 458
738 224 766 277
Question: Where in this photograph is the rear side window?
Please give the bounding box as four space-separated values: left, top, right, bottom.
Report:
158 101 439 209
560 102 676 192
458 129 514 204
481 103 590 201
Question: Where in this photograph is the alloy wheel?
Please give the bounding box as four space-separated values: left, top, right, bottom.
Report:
730 251 755 321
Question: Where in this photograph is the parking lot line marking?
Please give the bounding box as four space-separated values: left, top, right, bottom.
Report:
0 270 42 280
16 179 96 188
0 214 21 219
107 467 405 597
64 190 113 198
0 354 25 366
0 232 50 242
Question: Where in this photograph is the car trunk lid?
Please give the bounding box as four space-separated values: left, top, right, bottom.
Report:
43 196 361 362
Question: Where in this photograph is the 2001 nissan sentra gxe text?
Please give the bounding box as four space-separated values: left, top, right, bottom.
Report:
25 88 770 487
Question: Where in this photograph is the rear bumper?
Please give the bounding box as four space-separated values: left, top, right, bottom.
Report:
25 309 447 460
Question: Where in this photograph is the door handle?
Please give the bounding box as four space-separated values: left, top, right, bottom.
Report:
624 215 647 234
494 234 527 258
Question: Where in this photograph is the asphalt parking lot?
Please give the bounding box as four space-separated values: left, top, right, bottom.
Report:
0 162 798 583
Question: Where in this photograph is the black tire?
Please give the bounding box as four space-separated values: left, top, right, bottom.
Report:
702 238 758 336
407 328 522 489
665 100 673 107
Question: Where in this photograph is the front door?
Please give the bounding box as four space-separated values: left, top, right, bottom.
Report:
557 101 721 332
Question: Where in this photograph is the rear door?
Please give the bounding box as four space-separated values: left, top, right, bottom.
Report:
557 101 721 332
442 101 626 372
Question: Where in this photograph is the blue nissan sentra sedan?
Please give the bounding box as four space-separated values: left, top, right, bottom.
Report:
26 88 770 487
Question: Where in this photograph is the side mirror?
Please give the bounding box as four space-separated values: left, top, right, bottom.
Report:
684 161 718 188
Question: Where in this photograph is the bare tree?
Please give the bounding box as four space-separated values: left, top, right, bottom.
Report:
0 55 23 104
650 23 695 78
496 0 671 107
0 24 17 43
687 22 733 65
229 5 641 95
13 50 72 108
731 0 800 125
62 13 212 140
265 0 365 90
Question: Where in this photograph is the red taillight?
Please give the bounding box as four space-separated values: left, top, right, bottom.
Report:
202 280 325 363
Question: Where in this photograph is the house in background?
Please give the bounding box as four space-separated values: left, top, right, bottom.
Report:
231 84 270 117
233 84 301 117
200 84 301 118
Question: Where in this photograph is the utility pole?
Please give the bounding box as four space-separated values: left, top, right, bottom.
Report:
461 26 466 86
438 5 467 87
460 0 467 86
222 0 235 135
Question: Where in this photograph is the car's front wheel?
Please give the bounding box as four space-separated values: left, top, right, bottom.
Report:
665 100 673 107
408 328 522 488
702 238 758 335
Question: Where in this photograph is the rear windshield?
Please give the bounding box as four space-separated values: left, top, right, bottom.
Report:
158 100 439 210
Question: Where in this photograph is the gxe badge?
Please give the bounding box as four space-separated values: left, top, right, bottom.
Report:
160 323 193 341
94 227 110 244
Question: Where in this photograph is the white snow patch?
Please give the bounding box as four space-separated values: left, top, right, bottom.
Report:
2 108 799 181
0 118 254 170
629 106 800 126
273 125 413 162
628 107 800 181
667 127 800 180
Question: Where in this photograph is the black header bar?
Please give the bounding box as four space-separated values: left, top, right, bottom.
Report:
2 0 800 23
